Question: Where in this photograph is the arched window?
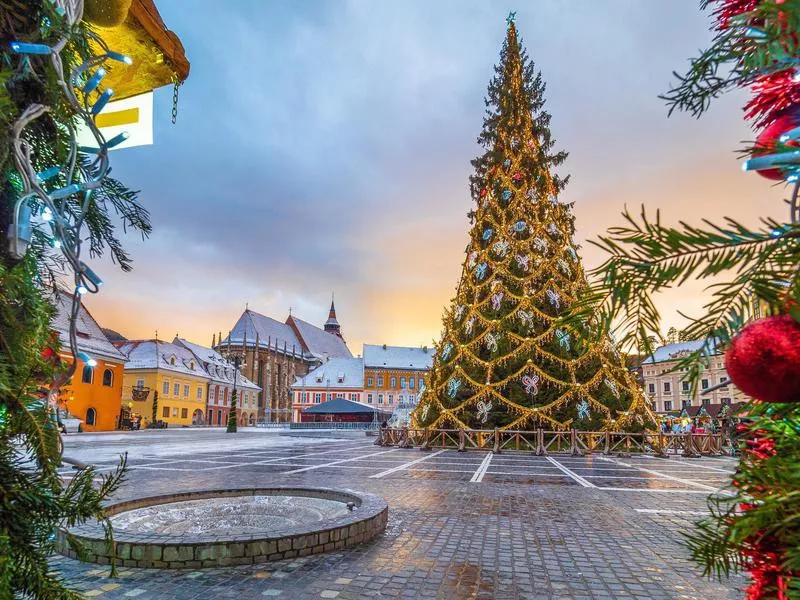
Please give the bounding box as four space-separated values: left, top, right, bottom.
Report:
86 407 96 426
102 368 113 387
82 365 93 384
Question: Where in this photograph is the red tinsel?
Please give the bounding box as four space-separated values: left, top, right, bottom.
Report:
725 315 800 403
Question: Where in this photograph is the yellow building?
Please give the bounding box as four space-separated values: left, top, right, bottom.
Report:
117 339 209 427
362 344 433 412
52 295 126 431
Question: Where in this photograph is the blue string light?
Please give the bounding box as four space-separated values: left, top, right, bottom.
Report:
9 41 51 54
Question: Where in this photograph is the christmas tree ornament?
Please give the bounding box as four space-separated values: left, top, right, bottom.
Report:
455 305 466 320
491 292 504 310
476 400 492 423
512 220 527 232
468 251 477 267
474 262 487 280
556 329 570 351
549 194 558 204
522 374 539 395
493 240 510 256
750 106 800 180
546 289 561 309
420 403 430 421
604 378 618 395
515 254 530 271
556 258 570 274
442 342 454 361
485 332 499 352
517 309 533 328
511 137 519 149
512 171 523 183
83 0 133 27
577 400 590 420
533 237 548 252
567 246 577 262
447 378 462 398
502 189 513 202
526 188 536 201
465 317 475 335
547 222 560 237
724 315 800 403
480 187 488 198
503 159 511 168
482 228 493 241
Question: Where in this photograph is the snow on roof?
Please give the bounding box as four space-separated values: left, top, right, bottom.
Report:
175 338 260 390
642 340 720 364
222 310 303 356
292 357 364 389
117 339 209 377
288 315 352 360
363 344 434 370
302 397 376 414
51 293 126 363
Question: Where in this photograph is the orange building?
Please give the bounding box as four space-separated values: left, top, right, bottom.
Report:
52 295 126 431
362 344 433 412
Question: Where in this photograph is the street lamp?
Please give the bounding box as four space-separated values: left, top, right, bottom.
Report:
221 349 245 433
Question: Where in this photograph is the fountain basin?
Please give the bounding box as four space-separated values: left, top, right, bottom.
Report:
56 487 388 568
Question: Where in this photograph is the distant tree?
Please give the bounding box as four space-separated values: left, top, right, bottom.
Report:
666 327 678 344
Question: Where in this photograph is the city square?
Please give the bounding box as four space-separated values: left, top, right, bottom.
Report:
2 1 798 599
52 429 744 599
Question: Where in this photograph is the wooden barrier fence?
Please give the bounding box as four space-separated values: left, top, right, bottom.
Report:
376 428 731 457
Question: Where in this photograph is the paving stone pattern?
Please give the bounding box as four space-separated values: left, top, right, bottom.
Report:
53 432 745 599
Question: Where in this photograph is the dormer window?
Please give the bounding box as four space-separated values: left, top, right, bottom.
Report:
315 375 323 384
337 372 345 384
169 356 176 366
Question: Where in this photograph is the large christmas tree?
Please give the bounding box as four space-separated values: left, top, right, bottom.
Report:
412 16 654 432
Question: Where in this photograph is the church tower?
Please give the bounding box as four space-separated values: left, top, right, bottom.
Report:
324 295 343 340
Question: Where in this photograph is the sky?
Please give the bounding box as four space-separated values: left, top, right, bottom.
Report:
85 0 786 354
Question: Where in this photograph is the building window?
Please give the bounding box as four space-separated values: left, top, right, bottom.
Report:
85 407 96 426
162 406 169 417
183 384 190 397
367 377 374 387
722 397 731 405
663 382 671 394
170 357 176 365
197 386 203 399
135 378 145 389
702 397 710 406
172 407 178 417
720 376 728 384
349 393 358 402
377 376 384 387
82 365 93 384
378 394 384 405
681 381 690 393
400 377 406 389
408 394 415 404
162 380 169 395
701 379 709 390
102 368 113 387
181 408 188 419
388 394 394 405
390 377 396 388
367 394 373 404
337 392 345 399
648 383 655 394
409 378 415 389
682 399 691 408
173 382 180 396
419 378 424 388
315 393 322 404
664 400 672 411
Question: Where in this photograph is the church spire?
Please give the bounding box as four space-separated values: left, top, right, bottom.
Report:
324 293 343 339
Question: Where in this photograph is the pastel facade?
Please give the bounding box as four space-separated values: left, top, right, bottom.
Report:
116 340 210 427
290 357 364 423
362 344 433 412
175 338 260 426
52 295 126 431
642 341 749 413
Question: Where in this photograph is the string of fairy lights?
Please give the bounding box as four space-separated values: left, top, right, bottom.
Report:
7 0 131 401
413 18 654 432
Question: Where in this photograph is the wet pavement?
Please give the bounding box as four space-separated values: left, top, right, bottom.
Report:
53 429 744 599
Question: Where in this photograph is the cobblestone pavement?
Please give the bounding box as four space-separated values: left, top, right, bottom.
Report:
53 429 745 599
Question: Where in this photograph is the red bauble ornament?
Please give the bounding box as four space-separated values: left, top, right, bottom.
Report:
725 315 800 403
752 106 800 180
480 187 488 198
